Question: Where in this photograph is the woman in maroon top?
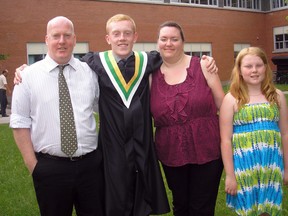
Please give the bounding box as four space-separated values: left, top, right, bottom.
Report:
150 21 224 216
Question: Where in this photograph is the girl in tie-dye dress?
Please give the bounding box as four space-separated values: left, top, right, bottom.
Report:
220 47 288 216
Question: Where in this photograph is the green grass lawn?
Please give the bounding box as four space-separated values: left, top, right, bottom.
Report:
1 123 287 215
0 124 40 215
1 84 288 215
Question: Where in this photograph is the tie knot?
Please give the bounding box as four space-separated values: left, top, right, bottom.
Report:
58 64 68 72
118 59 126 68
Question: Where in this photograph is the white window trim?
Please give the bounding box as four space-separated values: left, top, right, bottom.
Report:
273 26 288 53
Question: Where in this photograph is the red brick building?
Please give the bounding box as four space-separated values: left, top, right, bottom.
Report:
0 0 287 93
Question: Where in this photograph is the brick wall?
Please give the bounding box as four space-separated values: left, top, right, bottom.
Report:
0 0 287 93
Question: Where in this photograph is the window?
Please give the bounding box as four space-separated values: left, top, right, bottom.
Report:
134 43 157 51
234 43 250 59
134 42 212 57
28 54 46 65
271 0 288 9
273 26 288 52
224 0 261 10
27 43 89 65
170 0 218 5
185 43 212 57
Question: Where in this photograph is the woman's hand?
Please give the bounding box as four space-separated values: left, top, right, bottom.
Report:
14 64 28 85
225 174 238 196
201 55 218 74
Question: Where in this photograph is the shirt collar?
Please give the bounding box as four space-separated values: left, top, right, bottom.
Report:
45 54 77 72
113 51 133 63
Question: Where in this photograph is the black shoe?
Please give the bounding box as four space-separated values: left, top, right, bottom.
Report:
2 114 9 117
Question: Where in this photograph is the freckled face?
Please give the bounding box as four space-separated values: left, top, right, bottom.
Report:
105 20 138 59
240 54 266 86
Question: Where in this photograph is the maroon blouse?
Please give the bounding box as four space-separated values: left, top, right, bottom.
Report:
150 57 221 166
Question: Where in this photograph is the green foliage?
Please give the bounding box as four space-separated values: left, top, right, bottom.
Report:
0 54 9 60
276 84 288 91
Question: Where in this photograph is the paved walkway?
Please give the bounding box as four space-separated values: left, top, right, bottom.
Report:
0 108 11 124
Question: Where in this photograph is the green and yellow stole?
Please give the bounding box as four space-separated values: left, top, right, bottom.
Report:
99 50 148 108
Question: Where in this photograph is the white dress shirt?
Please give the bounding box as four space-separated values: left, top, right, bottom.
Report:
10 54 99 157
0 74 7 90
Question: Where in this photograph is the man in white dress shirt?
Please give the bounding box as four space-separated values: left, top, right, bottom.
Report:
0 69 10 117
10 16 104 216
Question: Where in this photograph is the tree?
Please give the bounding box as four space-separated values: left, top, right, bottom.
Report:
0 54 9 60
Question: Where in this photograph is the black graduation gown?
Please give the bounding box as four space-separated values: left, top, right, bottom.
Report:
82 51 170 216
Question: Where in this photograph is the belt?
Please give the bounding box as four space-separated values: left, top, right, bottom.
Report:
35 150 96 162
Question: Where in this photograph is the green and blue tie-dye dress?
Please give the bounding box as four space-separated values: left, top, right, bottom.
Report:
227 103 284 216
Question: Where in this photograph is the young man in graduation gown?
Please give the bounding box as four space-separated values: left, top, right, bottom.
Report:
82 14 170 216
